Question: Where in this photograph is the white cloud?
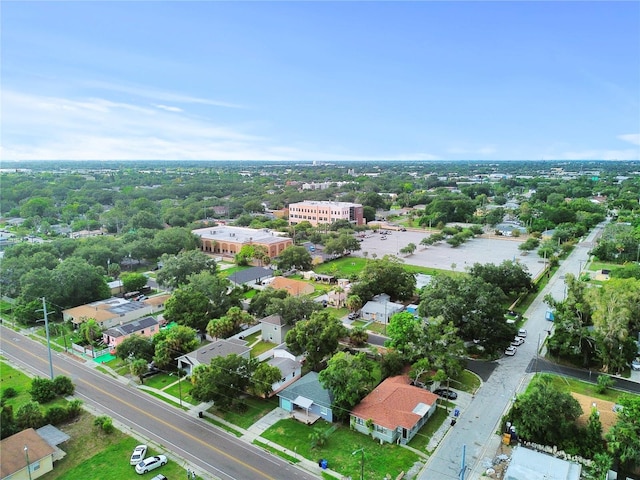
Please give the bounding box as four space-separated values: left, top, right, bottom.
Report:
82 80 245 109
154 104 183 113
617 133 640 146
0 89 439 161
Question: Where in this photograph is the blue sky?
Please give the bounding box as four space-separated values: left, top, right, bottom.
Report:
1 1 639 161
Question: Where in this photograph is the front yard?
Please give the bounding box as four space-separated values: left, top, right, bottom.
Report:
260 418 422 479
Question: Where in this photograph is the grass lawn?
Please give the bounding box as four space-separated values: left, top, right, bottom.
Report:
41 413 198 480
163 378 196 405
314 257 366 277
408 406 449 453
545 374 634 403
143 373 176 390
210 396 279 430
1 360 34 409
250 341 276 357
243 289 258 299
261 419 419 480
451 370 482 393
366 322 387 335
588 261 620 272
243 330 261 344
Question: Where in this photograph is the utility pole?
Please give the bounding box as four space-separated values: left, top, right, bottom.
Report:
38 298 54 380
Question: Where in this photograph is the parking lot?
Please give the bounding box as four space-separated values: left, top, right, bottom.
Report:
354 230 546 279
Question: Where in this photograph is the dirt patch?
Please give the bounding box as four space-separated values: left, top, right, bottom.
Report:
572 392 618 433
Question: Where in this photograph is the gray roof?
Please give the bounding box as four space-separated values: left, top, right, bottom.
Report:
505 447 581 480
103 316 158 338
36 424 70 446
179 339 250 366
278 371 333 408
362 300 404 316
267 356 301 378
192 226 289 245
260 314 284 326
228 267 273 285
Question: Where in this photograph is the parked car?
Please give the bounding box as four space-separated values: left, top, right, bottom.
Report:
135 455 167 474
631 358 640 371
433 388 458 400
150 475 167 480
505 346 517 356
130 445 148 466
517 329 527 338
511 337 525 347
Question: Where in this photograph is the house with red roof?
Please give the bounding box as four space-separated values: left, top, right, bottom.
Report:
350 375 438 444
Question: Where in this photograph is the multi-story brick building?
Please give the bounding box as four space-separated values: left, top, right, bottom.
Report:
192 225 292 259
288 201 364 227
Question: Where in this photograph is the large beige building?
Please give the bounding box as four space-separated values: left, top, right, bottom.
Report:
192 226 292 258
288 201 364 227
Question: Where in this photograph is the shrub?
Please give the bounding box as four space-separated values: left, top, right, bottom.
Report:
44 406 69 425
16 402 44 430
30 377 56 403
53 376 75 396
1 387 18 400
66 399 83 419
94 415 114 434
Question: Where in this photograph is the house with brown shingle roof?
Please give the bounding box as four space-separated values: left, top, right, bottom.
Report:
350 375 438 445
1 428 55 479
265 277 314 297
62 297 153 329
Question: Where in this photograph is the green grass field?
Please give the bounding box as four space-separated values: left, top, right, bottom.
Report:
211 396 279 430
261 418 419 479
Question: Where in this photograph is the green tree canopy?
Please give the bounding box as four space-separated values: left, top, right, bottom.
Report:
285 310 348 370
318 352 377 421
509 374 583 449
349 255 416 302
156 249 218 289
276 246 313 272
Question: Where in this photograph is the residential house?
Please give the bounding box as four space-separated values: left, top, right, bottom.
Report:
260 314 290 345
228 267 273 287
1 428 55 480
265 355 302 396
102 316 159 350
62 297 152 330
107 279 124 296
361 294 404 324
141 294 171 313
350 375 438 445
504 446 581 480
278 372 334 423
176 338 250 376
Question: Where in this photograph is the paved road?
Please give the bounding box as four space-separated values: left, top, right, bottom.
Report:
529 358 640 395
0 326 318 480
418 222 608 480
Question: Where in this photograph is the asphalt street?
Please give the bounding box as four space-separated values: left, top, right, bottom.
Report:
0 326 318 480
417 222 609 480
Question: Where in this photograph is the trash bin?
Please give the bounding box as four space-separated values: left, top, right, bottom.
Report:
198 411 204 418
320 459 328 470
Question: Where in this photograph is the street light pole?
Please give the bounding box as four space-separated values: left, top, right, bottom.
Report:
38 297 54 380
24 445 33 480
352 448 364 480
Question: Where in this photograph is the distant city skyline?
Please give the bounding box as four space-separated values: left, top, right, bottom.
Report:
1 1 639 162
